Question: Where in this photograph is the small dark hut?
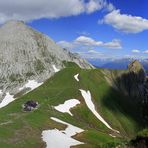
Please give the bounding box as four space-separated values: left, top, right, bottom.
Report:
22 100 38 111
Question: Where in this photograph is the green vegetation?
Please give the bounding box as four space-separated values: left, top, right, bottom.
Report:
137 128 148 137
34 59 45 73
0 62 145 147
9 74 23 82
25 72 35 77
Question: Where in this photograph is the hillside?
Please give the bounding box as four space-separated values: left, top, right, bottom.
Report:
0 62 146 148
0 21 92 102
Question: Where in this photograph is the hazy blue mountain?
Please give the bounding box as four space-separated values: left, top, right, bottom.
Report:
88 58 148 71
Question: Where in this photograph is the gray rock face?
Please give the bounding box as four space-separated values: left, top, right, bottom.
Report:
0 21 93 99
119 60 146 98
104 60 147 99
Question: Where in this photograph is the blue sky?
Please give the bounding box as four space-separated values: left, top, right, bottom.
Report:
28 0 148 60
0 0 147 59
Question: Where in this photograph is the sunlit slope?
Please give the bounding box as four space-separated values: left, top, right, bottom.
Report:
0 63 144 147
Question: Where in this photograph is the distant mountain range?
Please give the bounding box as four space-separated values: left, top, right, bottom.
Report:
88 58 148 71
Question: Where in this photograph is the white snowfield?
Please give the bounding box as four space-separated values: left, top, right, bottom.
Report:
79 89 119 133
54 99 80 116
109 134 116 138
0 80 43 109
52 65 60 73
42 117 84 148
19 80 43 91
0 90 2 95
74 74 79 82
0 92 15 108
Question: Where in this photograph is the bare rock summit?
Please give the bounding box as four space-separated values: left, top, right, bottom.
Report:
0 20 93 100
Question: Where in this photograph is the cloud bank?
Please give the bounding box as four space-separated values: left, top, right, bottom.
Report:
58 36 122 59
58 36 122 49
0 0 113 24
132 49 140 53
143 50 148 54
131 49 148 54
101 10 148 33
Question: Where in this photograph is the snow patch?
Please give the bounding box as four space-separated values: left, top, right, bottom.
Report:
74 74 79 82
42 117 84 148
109 134 116 138
79 89 119 133
19 80 43 91
54 99 80 116
0 90 3 95
0 92 15 108
51 117 84 136
52 65 60 73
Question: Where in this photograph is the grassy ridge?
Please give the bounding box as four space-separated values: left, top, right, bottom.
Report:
0 63 143 147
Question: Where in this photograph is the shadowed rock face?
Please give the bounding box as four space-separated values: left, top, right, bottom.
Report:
103 60 148 122
0 20 93 99
130 136 148 148
128 60 146 84
117 60 146 98
104 60 147 98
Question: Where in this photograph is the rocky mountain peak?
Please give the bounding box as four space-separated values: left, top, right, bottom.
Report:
105 60 146 98
3 20 25 26
128 60 146 84
1 20 27 32
0 20 93 100
128 60 145 73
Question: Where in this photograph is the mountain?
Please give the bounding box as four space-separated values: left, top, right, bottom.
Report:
103 60 147 98
88 58 148 71
0 21 92 101
0 21 147 147
0 61 147 147
102 58 132 69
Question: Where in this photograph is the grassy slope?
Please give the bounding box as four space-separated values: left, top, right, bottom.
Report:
0 63 144 147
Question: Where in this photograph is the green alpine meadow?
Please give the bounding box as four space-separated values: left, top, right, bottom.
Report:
0 62 147 147
0 1 148 147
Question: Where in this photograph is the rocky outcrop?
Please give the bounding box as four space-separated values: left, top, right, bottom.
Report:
103 60 147 98
119 60 146 97
128 60 146 83
103 60 148 121
0 20 93 100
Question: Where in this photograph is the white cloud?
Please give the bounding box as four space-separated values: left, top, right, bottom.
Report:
103 39 122 49
78 51 104 59
131 49 148 54
57 36 122 59
102 10 148 33
0 0 113 24
85 0 114 14
86 0 102 13
75 36 122 49
124 54 147 60
75 36 103 46
57 41 74 49
88 50 101 53
58 36 122 49
57 36 123 59
143 50 148 54
106 3 115 12
132 49 140 53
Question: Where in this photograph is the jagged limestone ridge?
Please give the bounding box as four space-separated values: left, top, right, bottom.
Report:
0 20 93 99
